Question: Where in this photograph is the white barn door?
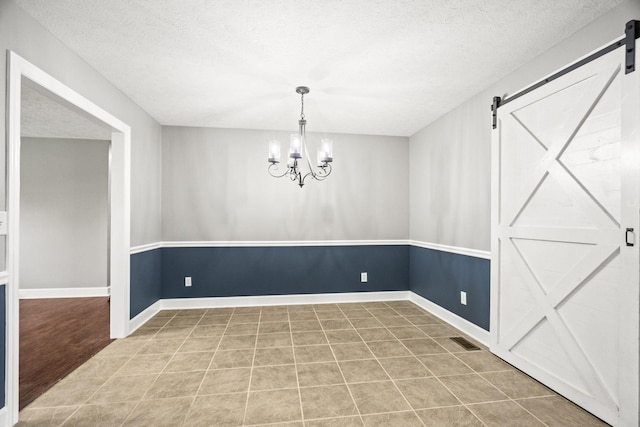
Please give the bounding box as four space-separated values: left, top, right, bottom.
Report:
491 44 640 426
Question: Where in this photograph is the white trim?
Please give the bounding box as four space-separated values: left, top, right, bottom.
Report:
0 272 8 285
0 407 7 427
409 291 490 346
18 287 110 299
161 291 412 310
130 242 161 254
161 240 409 248
129 300 162 334
6 51 131 426
410 240 491 260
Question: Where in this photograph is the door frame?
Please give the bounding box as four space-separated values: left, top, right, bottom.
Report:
6 50 131 425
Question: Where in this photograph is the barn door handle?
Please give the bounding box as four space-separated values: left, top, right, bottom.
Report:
626 228 635 246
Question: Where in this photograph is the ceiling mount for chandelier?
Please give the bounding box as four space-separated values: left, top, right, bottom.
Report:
267 86 333 188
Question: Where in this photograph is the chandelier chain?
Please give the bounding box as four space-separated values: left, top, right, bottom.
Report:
300 92 305 120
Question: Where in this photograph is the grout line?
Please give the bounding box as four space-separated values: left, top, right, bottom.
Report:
288 307 306 424
241 306 263 425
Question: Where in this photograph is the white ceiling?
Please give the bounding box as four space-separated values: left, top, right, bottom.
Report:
16 0 623 137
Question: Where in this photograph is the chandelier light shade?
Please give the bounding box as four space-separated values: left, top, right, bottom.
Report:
268 86 333 187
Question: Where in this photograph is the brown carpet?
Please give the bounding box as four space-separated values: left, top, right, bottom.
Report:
19 297 113 410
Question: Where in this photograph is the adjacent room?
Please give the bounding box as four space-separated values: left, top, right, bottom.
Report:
1 1 639 426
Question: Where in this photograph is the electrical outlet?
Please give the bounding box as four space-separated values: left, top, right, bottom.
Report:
185 276 192 287
361 272 368 283
460 291 467 305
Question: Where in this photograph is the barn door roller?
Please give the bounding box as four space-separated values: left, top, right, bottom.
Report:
491 20 640 129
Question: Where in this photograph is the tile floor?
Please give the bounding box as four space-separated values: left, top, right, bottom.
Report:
18 301 608 426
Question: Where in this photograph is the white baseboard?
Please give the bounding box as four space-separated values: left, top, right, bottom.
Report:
129 300 162 334
160 291 412 310
19 287 110 299
0 407 7 427
409 292 490 346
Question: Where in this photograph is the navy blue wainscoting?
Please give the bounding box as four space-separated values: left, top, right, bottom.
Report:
161 246 409 298
1 284 5 408
130 249 162 319
409 246 490 331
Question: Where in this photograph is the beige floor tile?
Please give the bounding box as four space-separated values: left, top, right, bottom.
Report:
367 340 412 358
468 400 545 426
304 416 364 426
154 326 194 339
326 330 364 344
260 312 290 322
210 348 255 368
198 314 231 325
251 365 298 390
377 356 431 379
144 371 205 399
295 345 336 364
226 322 259 335
299 384 358 419
166 316 201 327
349 318 383 329
234 306 262 314
60 402 137 427
357 328 396 342
362 411 424 426
432 337 480 353
297 362 345 387
348 381 411 414
291 320 323 332
143 317 171 328
401 338 448 355
229 313 260 323
331 342 374 361
313 304 341 311
155 309 180 317
116 353 172 375
218 333 257 350
419 323 458 337
482 370 554 399
88 374 157 404
376 316 412 327
254 347 295 366
164 351 214 372
190 324 227 337
199 367 251 394
419 354 474 376
258 332 293 348
388 326 427 339
122 397 192 427
66 356 130 380
339 359 389 383
17 406 78 426
456 351 513 373
342 310 373 320
128 327 159 338
206 307 234 315
289 311 320 321
321 319 354 330
95 338 147 358
315 310 347 320
30 376 107 408
289 304 314 312
439 374 508 404
405 314 442 325
185 393 247 427
292 331 328 345
517 396 608 427
368 308 399 317
395 377 460 409
137 338 184 355
176 308 208 317
259 321 291 334
415 405 484 426
244 389 302 424
178 336 221 352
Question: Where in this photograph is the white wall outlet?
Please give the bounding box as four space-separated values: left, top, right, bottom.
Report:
185 276 192 287
460 291 467 305
361 272 368 283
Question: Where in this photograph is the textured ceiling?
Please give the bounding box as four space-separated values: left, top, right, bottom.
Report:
16 0 623 137
21 83 112 140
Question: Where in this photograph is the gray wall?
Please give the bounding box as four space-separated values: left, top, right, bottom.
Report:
20 138 108 289
0 0 163 251
409 0 640 251
162 126 409 241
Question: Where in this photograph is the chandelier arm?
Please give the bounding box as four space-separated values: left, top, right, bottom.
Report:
268 162 291 178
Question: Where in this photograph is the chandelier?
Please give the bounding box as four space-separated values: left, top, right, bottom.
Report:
268 86 333 187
